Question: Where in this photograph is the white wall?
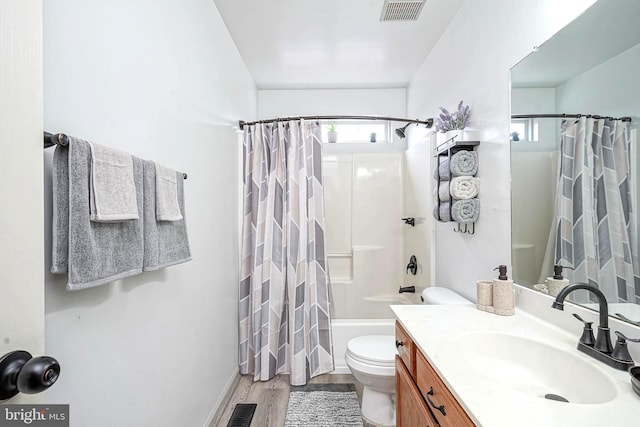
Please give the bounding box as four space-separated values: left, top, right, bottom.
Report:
407 0 597 302
42 1 256 426
258 88 406 118
556 42 640 130
0 0 45 404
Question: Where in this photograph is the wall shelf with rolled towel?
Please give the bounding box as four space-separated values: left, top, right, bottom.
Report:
43 132 188 180
432 138 480 234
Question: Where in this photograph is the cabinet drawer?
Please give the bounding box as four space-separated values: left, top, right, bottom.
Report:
416 350 475 427
396 356 438 427
395 321 415 376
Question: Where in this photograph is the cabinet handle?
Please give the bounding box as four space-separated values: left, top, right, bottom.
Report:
395 340 404 348
426 386 446 416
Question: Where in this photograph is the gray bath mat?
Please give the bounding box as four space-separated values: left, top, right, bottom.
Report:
285 383 363 427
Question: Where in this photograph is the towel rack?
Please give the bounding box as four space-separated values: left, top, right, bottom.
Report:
433 135 480 234
43 132 188 180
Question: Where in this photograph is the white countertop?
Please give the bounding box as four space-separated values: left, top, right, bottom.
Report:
391 305 640 427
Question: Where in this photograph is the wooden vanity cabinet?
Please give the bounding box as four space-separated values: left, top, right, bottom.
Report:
396 356 437 427
395 321 475 427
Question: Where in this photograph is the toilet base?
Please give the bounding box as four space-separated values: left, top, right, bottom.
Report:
361 387 395 426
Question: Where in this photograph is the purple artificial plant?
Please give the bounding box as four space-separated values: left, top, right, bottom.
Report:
435 100 471 133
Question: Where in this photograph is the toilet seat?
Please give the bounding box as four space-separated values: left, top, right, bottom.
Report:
346 335 396 368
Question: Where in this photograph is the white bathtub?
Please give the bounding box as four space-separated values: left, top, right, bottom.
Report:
330 318 396 373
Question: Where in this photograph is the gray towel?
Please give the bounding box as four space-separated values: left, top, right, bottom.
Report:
89 142 139 222
452 198 480 224
52 137 144 290
154 162 183 221
432 202 451 222
143 160 191 270
438 181 450 202
433 156 451 181
450 150 478 176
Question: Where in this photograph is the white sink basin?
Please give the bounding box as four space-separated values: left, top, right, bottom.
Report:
448 331 618 404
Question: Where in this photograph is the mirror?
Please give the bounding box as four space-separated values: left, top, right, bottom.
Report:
510 0 640 325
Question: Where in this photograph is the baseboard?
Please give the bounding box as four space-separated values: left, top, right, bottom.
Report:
331 366 351 374
204 368 241 427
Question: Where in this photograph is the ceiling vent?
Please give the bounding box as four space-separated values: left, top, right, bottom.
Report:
380 0 426 22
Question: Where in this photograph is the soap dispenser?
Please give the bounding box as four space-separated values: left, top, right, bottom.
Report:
546 265 570 297
492 265 514 316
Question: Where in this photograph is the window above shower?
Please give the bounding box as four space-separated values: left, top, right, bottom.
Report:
321 120 389 144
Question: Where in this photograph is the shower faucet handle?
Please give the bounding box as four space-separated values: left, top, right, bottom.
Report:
406 255 417 275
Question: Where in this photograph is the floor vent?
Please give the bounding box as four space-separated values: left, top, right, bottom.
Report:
380 0 426 21
226 403 257 427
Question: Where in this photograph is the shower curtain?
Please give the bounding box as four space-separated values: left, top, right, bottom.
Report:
238 119 334 386
555 117 639 302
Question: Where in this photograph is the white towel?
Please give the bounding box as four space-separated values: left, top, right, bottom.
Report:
89 142 139 222
450 176 480 200
155 162 183 221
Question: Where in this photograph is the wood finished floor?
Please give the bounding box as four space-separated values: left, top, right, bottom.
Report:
211 373 377 427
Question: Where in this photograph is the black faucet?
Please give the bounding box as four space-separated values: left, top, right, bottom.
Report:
551 282 636 370
399 285 415 294
552 283 612 353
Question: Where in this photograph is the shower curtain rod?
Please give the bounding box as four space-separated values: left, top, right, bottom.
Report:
238 115 434 130
43 132 187 179
512 113 632 122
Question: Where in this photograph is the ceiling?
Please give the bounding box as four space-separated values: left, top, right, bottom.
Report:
213 0 464 89
511 0 640 88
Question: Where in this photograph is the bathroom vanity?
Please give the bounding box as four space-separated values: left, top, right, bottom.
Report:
396 320 474 426
392 305 640 427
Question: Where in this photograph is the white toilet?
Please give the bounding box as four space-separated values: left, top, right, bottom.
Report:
345 287 470 426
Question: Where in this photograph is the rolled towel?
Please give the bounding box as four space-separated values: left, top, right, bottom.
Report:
433 156 451 181
450 176 480 200
450 150 478 177
438 181 450 202
88 142 139 222
452 199 480 224
432 202 451 222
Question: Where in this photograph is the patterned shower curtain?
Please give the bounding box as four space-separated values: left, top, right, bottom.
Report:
238 119 334 386
555 117 639 302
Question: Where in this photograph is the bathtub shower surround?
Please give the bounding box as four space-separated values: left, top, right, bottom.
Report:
51 136 191 290
239 119 333 386
323 151 408 319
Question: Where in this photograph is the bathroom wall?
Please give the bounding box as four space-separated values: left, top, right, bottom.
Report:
257 88 406 118
407 0 598 301
555 42 640 132
42 1 256 426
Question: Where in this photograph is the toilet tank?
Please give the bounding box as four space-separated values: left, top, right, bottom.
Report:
421 287 472 305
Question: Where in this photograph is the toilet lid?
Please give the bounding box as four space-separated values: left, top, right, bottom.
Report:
346 335 397 366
